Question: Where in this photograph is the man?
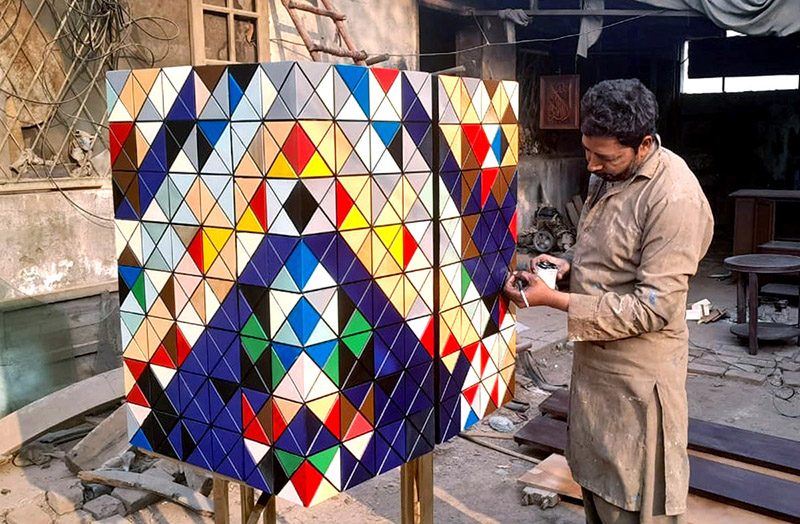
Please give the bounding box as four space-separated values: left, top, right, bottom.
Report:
504 79 713 524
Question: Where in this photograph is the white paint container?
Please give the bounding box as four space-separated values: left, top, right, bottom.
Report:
536 262 558 290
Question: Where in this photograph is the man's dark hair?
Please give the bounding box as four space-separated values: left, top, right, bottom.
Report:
580 79 658 149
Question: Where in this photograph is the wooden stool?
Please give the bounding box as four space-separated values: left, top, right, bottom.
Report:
723 254 800 355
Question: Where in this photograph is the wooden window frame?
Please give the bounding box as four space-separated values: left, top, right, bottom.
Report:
188 0 270 65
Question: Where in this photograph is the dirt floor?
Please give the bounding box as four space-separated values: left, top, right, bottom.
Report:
1 241 799 523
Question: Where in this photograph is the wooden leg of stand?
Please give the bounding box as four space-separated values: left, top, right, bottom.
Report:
241 485 255 523
401 453 434 524
263 495 276 524
213 477 230 524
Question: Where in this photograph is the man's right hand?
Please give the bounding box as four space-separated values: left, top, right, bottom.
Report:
530 254 571 281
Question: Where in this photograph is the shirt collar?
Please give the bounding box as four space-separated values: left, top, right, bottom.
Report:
635 134 661 180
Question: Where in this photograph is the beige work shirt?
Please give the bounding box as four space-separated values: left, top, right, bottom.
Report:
565 143 714 515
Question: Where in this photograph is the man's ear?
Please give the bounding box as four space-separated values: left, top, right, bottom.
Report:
637 135 654 157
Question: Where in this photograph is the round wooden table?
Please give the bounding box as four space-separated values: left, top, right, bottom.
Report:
723 254 800 355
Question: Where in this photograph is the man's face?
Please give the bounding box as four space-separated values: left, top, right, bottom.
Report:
582 135 651 182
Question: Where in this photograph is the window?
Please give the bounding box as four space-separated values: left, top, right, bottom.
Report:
189 0 269 65
680 32 800 94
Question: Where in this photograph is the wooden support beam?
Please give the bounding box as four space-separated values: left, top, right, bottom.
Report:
309 44 368 61
241 485 254 524
286 1 346 21
318 0 367 65
213 477 230 524
280 0 322 61
400 453 434 524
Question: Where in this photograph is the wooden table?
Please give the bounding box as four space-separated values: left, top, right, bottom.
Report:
730 189 800 256
723 254 800 354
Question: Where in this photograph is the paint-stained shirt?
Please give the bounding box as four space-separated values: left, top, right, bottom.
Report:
564 143 714 515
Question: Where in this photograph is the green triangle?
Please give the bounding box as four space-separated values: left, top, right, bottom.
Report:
323 346 340 386
308 446 338 474
132 273 147 311
343 331 370 358
242 335 268 363
241 314 268 340
271 352 286 389
460 263 471 300
342 310 371 337
275 449 304 477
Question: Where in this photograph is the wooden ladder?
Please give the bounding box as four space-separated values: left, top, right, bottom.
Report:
280 0 369 65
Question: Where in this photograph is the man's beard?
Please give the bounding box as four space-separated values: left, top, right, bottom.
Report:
593 158 640 182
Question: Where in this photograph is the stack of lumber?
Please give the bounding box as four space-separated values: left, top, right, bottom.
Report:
515 389 800 523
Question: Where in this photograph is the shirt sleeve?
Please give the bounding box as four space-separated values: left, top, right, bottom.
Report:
567 193 713 342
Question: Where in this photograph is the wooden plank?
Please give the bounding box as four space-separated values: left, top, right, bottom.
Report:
733 197 756 255
401 453 433 524
77 469 214 516
572 194 584 215
0 368 122 457
65 404 129 473
730 189 800 200
565 202 580 229
537 390 800 476
513 415 566 454
513 417 800 522
518 454 788 524
188 0 207 65
213 477 230 524
241 485 254 524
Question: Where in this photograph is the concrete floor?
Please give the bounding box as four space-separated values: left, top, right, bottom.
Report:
1 242 799 523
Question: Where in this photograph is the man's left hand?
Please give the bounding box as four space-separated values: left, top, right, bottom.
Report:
503 270 553 308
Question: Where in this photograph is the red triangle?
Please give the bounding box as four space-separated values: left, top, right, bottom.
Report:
244 418 270 444
124 358 147 380
109 122 134 165
273 405 288 441
126 383 150 407
294 460 324 507
250 181 267 230
462 124 490 165
175 327 192 367
510 209 518 242
421 318 435 357
497 295 508 326
442 333 460 358
283 123 315 174
481 168 499 208
490 376 501 406
402 226 417 269
187 229 204 271
150 345 176 368
324 396 341 440
335 180 355 228
479 344 490 375
462 383 480 405
462 341 480 364
344 410 373 441
242 394 257 429
371 68 399 93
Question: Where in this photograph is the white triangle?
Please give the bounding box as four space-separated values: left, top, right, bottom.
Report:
260 68 278 118
369 127 386 171
270 211 300 236
149 73 167 117
344 432 372 460
338 95 367 121
373 149 400 175
151 364 176 389
244 439 270 463
302 262 336 292
325 448 342 490
177 321 204 346
136 122 161 145
459 395 472 431
236 233 261 276
317 68 335 116
120 292 144 315
278 482 303 507
305 321 337 346
109 100 133 122
372 96 400 122
128 403 151 425
177 297 204 326
306 367 338 400
302 208 335 236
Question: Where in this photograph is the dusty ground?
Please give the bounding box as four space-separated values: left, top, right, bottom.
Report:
1 242 799 523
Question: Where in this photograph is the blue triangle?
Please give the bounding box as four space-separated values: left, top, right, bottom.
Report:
246 468 269 493
140 126 168 172
273 342 303 371
243 388 269 413
167 74 196 121
308 424 339 456
115 197 138 220
373 121 400 147
306 340 337 369
118 266 142 288
208 289 239 332
465 408 480 430
229 74 245 115
167 422 184 460
198 120 228 147
285 241 318 290
130 428 153 451
287 297 320 345
335 65 369 116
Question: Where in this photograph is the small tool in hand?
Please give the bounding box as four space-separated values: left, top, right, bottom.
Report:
514 272 530 308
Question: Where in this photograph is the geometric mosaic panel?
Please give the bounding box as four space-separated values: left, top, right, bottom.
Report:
109 62 517 507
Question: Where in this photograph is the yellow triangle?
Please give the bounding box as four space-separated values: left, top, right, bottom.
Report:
442 352 460 373
317 125 337 173
237 207 264 232
205 227 233 252
375 225 401 250
340 175 369 200
300 151 333 178
341 207 368 230
300 121 332 148
202 232 220 271
310 478 339 506
267 152 296 178
307 393 338 421
388 230 404 267
440 75 460 100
